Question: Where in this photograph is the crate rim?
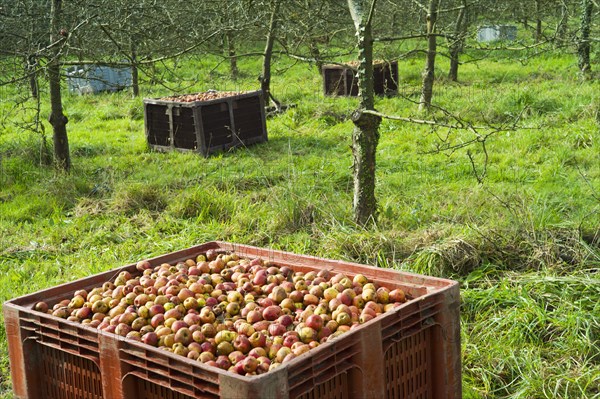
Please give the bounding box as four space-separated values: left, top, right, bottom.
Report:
4 240 457 308
143 90 263 107
322 59 398 70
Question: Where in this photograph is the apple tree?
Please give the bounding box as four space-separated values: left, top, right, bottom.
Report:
47 0 70 170
577 0 594 77
418 0 441 111
347 0 382 225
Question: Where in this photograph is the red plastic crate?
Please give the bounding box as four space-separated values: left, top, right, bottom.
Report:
4 241 461 398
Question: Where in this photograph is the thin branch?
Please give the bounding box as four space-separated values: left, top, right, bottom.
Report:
466 142 488 184
139 30 224 65
40 15 96 58
409 0 428 12
437 3 473 13
374 33 454 42
466 38 554 52
284 52 355 67
362 109 493 130
367 0 378 27
98 24 129 61
96 23 223 66
362 103 528 187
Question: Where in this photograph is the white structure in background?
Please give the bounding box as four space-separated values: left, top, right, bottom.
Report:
477 25 517 42
66 65 132 95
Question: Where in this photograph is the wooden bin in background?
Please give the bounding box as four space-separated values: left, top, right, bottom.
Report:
322 61 398 96
143 91 268 156
4 241 461 399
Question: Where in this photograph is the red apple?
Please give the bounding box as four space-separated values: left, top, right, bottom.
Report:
228 350 246 364
233 335 252 354
215 355 231 370
249 332 267 348
248 347 267 358
150 314 165 329
241 356 258 373
268 323 286 337
183 312 200 326
174 327 192 346
142 332 158 346
246 309 263 324
262 305 282 321
305 314 323 331
171 320 189 333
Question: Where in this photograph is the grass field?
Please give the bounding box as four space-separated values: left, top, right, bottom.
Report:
1 50 599 398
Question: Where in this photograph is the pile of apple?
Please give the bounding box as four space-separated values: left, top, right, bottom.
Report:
160 91 245 103
33 250 407 376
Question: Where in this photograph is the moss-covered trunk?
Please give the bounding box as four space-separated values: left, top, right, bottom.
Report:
419 0 439 111
26 55 39 99
309 39 323 73
556 2 569 46
49 0 70 171
130 39 139 97
577 0 593 76
448 0 467 82
348 0 381 225
534 0 543 42
261 0 281 108
226 30 239 80
351 108 381 225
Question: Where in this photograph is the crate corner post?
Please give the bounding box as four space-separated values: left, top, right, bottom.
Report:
3 304 42 399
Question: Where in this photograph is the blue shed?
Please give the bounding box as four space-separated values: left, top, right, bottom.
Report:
477 25 517 42
66 64 132 95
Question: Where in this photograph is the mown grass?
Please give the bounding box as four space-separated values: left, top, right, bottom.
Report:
1 49 599 398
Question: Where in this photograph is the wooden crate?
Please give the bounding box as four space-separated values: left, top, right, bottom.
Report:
143 90 268 156
322 61 398 96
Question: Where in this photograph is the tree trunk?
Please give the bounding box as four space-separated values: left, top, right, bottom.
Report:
225 30 239 80
534 0 543 42
577 0 593 77
261 0 281 109
130 39 139 97
348 0 381 225
351 108 381 225
49 0 70 171
556 2 569 47
448 0 467 82
27 55 38 99
419 0 439 111
309 39 323 73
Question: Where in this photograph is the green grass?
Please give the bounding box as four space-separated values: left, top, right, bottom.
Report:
1 50 599 398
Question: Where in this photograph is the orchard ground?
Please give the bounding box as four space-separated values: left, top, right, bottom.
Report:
0 52 599 398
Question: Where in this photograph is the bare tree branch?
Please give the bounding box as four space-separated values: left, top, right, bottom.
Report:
95 26 223 66
362 100 529 184
366 0 378 27
374 33 454 42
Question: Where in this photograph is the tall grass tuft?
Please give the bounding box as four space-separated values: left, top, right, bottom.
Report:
110 182 169 214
